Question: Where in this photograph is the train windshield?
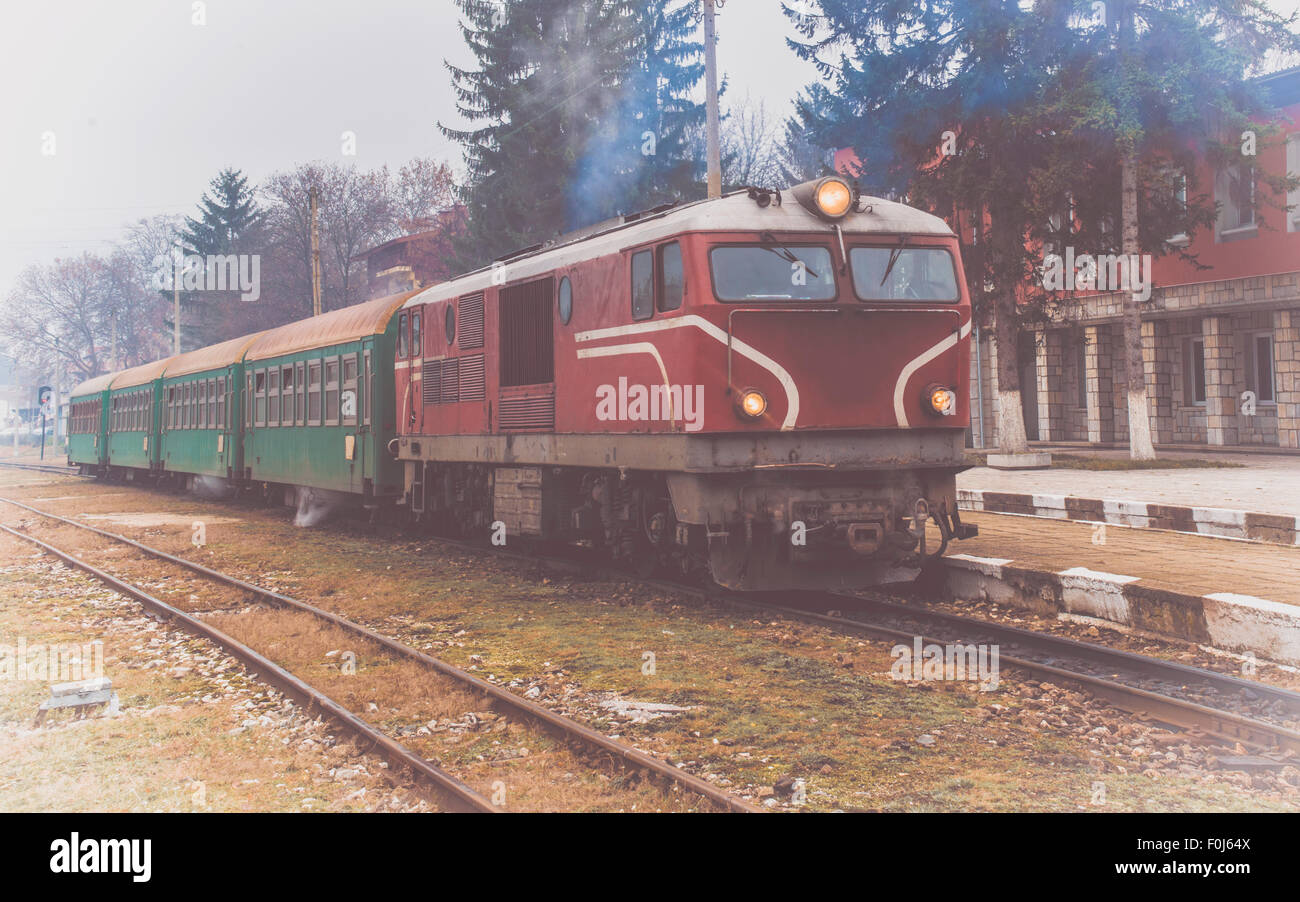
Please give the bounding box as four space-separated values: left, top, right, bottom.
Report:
709 245 836 301
850 246 960 302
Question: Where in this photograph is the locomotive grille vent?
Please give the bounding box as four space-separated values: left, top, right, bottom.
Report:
440 357 460 401
498 392 555 431
421 359 441 404
458 293 485 349
458 354 486 401
421 354 486 405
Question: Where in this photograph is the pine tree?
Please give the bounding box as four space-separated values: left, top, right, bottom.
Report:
441 0 705 270
602 0 706 209
181 168 263 255
170 167 265 348
1059 0 1300 459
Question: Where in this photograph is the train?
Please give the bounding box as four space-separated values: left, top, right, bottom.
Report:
69 176 976 591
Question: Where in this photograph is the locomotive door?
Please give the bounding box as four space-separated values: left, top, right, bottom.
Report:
496 279 556 432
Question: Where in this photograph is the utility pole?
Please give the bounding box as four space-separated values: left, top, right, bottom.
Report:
173 240 182 355
703 0 722 199
310 186 323 317
110 314 118 371
53 339 61 446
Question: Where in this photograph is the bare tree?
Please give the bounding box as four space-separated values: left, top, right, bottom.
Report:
392 158 457 233
721 93 782 187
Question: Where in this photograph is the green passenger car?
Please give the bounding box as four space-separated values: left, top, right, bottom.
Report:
160 333 265 483
241 292 412 504
105 358 174 476
67 373 115 472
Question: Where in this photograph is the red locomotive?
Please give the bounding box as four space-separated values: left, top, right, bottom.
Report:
392 177 976 590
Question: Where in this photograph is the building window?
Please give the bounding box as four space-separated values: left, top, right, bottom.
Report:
1244 332 1275 403
1076 338 1088 409
1183 337 1207 405
1288 134 1299 233
1216 163 1255 237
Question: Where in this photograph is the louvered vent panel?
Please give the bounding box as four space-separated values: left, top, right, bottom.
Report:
422 359 441 405
458 354 486 402
440 357 460 402
459 293 485 349
498 393 555 430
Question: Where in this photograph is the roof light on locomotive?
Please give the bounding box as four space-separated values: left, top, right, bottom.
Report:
791 176 856 220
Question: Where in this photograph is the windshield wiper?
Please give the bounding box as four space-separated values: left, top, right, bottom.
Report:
880 234 909 287
758 231 820 280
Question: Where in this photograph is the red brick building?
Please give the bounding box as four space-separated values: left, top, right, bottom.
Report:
358 207 466 300
967 66 1300 451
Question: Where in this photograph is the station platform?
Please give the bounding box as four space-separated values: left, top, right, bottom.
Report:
950 510 1300 606
940 510 1300 666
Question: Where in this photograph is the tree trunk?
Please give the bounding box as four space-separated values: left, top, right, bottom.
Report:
1116 2 1156 461
1119 154 1156 460
993 283 1030 454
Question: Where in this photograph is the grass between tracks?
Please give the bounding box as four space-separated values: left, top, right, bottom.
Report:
1 471 1295 812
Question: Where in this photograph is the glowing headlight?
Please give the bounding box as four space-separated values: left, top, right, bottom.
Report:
927 386 957 416
736 388 767 420
791 176 857 221
815 178 853 218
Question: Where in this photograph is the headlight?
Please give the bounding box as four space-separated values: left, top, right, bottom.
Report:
815 179 853 218
736 388 767 420
925 385 957 416
792 176 855 220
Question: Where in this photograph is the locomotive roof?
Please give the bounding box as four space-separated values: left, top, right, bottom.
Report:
244 288 421 362
166 331 268 378
403 188 954 309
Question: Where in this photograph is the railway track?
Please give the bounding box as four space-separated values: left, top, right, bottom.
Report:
684 587 1300 760
0 495 755 813
0 460 82 477
8 478 1297 790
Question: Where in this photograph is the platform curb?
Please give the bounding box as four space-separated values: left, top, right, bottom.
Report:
943 554 1300 666
957 488 1300 545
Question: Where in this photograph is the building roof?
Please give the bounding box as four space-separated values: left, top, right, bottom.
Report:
244 290 420 362
165 332 267 378
404 188 954 310
69 372 117 398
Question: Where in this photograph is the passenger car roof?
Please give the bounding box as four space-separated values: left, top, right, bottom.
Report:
244 290 420 362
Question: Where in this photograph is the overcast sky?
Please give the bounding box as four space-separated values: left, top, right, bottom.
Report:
1 0 1297 299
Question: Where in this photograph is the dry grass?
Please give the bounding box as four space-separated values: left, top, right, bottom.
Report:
1 476 1296 812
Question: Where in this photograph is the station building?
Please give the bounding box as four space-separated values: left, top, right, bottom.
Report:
968 66 1300 452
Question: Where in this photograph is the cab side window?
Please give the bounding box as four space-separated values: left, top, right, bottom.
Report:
658 242 684 312
631 250 654 321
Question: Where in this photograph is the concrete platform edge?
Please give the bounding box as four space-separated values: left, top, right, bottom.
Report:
958 488 1300 546
943 554 1300 666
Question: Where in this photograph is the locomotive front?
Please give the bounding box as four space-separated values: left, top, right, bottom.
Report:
644 177 978 590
